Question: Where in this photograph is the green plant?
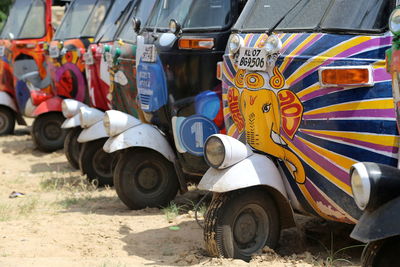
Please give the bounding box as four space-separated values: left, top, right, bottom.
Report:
314 232 365 267
162 201 182 222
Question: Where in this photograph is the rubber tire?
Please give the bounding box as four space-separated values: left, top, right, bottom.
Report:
0 106 15 135
361 236 400 267
32 112 67 152
64 127 82 169
113 148 179 210
204 188 280 261
79 138 113 186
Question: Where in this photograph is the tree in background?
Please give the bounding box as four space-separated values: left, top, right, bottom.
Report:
0 0 12 30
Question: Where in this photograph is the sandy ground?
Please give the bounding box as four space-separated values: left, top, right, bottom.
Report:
0 121 364 267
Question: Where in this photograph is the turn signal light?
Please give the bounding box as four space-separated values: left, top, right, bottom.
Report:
320 67 372 86
178 38 214 50
216 62 222 81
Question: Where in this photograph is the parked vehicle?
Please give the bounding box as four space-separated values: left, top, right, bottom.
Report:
61 0 135 171
103 0 246 209
32 0 113 152
0 0 67 135
349 6 400 267
65 0 157 185
196 0 396 260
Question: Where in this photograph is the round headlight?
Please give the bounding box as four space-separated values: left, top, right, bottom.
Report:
103 113 111 136
169 20 177 34
265 35 282 54
390 8 400 35
204 136 225 168
350 163 371 210
228 34 242 54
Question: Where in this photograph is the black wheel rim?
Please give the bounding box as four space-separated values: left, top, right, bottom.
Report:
132 161 165 195
92 148 112 178
0 112 9 132
43 121 62 141
232 204 270 256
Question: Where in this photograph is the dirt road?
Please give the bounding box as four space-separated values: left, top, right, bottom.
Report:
0 122 363 266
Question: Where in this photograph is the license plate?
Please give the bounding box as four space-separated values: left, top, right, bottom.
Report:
49 46 59 58
238 47 267 71
0 46 4 57
84 52 94 65
141 44 156 63
105 52 113 66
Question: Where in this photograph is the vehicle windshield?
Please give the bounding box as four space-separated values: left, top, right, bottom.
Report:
235 0 393 33
96 0 133 43
147 0 231 30
1 0 46 39
54 0 111 40
117 0 157 42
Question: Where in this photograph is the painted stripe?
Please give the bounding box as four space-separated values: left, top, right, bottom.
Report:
304 99 394 116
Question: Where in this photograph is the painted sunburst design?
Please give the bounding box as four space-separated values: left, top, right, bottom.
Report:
222 32 397 224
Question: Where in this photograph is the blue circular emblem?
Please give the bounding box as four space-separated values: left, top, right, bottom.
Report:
179 115 219 156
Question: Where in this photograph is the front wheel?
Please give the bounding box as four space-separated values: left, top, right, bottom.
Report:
113 148 179 210
0 106 15 135
32 112 66 152
79 138 113 186
362 236 400 267
64 127 82 169
204 188 280 261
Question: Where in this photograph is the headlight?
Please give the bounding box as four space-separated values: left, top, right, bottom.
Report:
228 34 243 54
62 99 87 118
103 110 141 137
204 136 225 168
204 134 253 169
350 162 400 211
390 7 400 35
350 163 371 210
264 35 282 54
79 107 104 129
169 19 181 35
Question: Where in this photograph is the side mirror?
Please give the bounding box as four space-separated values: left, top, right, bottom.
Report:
169 19 181 35
132 17 141 34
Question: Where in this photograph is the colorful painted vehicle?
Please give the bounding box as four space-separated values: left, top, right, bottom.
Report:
32 0 113 152
0 0 66 135
103 0 246 209
61 0 134 172
349 6 400 267
195 0 396 260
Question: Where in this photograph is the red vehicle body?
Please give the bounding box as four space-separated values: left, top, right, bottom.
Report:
30 0 114 152
0 0 65 135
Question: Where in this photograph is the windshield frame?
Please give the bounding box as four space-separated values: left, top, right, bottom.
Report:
54 0 112 41
143 0 235 33
1 0 47 40
233 0 394 34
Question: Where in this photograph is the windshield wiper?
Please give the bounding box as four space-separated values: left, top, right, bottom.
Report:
266 0 306 36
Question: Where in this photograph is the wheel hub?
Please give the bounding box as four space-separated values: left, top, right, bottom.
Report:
44 123 61 140
93 149 112 177
234 209 258 244
0 113 7 130
137 166 159 191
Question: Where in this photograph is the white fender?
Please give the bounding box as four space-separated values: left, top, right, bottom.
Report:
0 91 17 112
77 120 108 143
103 123 176 162
62 99 87 118
61 113 81 129
80 107 104 128
198 153 288 198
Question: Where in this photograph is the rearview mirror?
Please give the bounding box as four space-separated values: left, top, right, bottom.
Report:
132 17 141 34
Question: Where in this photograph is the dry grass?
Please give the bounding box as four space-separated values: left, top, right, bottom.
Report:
0 196 39 221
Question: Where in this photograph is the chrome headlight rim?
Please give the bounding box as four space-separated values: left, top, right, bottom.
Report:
264 34 282 54
390 7 400 35
228 34 243 55
204 136 226 169
350 162 372 211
